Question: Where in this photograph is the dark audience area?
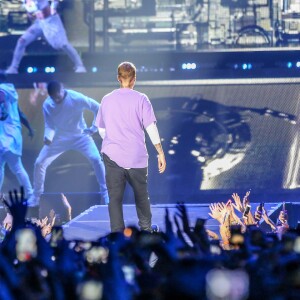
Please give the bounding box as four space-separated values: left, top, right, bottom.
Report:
0 187 299 300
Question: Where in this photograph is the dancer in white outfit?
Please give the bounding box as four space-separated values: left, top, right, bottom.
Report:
29 81 108 207
0 74 34 199
6 0 86 74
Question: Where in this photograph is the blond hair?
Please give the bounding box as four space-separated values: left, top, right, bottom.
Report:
118 62 136 81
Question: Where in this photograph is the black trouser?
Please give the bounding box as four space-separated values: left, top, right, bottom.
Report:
102 153 152 232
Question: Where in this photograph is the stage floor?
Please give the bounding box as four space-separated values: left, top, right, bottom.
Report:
62 202 281 241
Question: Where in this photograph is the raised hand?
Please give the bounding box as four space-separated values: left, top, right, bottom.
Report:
231 193 244 213
209 202 226 224
175 202 191 234
219 224 231 250
3 213 13 231
173 214 190 247
242 190 251 208
61 193 72 221
164 208 174 237
261 207 276 231
227 201 244 227
3 187 28 229
278 206 288 225
254 204 263 224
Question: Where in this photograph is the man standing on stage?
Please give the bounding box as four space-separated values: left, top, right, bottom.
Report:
6 0 86 74
29 81 108 207
0 74 34 199
95 61 166 233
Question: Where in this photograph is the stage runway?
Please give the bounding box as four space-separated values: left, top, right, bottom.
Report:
62 202 281 241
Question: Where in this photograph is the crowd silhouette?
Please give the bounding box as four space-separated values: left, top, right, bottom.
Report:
0 186 298 300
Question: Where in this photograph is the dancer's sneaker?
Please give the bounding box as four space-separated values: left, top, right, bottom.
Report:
5 66 18 74
27 194 40 208
74 66 87 73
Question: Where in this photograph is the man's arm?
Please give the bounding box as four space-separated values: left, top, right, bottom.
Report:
0 90 8 121
146 122 166 173
43 106 55 145
18 107 34 138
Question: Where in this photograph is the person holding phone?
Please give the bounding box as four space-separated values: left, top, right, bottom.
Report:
95 62 166 233
5 0 86 74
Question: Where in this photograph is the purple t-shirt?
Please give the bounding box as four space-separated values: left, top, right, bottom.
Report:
95 88 156 168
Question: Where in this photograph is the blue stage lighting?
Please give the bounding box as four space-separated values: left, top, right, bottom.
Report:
296 62 300 68
92 67 98 73
242 63 248 70
247 63 252 69
287 62 293 68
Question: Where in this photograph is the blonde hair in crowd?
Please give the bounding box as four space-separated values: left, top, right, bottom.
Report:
118 62 136 81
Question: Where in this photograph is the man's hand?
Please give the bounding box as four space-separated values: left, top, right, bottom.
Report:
83 126 98 136
28 128 35 139
157 153 166 173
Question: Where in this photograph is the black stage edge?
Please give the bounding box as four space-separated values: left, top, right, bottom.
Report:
2 48 300 88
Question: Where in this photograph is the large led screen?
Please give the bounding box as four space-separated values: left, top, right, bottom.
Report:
2 79 300 203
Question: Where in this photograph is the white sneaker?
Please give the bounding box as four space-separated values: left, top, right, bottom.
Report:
5 66 18 74
74 66 87 73
27 195 40 207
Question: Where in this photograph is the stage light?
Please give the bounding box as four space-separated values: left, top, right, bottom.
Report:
27 67 37 73
242 63 248 70
44 67 55 73
247 63 252 69
91 67 98 73
296 62 300 68
181 63 197 70
287 62 293 68
234 64 239 69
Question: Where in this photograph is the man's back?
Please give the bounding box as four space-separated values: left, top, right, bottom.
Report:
99 88 156 168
